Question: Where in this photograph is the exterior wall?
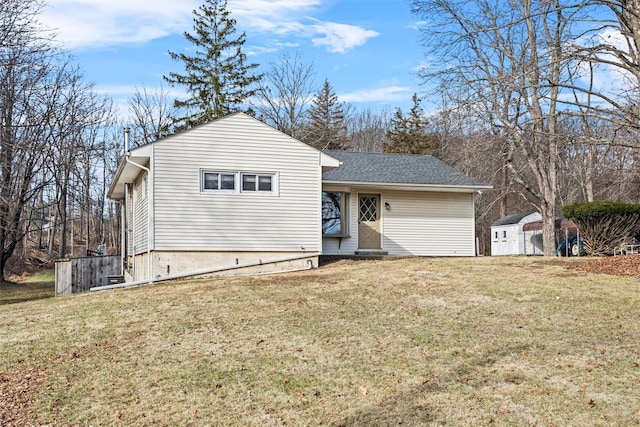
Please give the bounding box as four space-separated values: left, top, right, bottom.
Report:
125 185 133 259
383 190 475 256
522 230 543 255
491 225 518 256
131 250 317 280
133 172 149 255
132 251 149 282
323 189 477 256
152 114 322 255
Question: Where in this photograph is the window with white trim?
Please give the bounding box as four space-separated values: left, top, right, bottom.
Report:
201 171 276 194
241 173 273 192
202 172 236 191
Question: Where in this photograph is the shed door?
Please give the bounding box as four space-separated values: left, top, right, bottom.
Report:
358 194 381 250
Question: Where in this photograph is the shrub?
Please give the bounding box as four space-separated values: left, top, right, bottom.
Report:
562 201 640 255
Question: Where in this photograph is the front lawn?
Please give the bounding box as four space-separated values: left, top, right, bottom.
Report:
0 257 638 426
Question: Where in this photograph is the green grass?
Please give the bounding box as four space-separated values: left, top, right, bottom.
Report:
0 269 54 305
0 257 639 426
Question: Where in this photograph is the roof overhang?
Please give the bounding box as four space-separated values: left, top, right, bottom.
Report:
108 144 153 200
320 152 341 171
108 155 150 200
322 180 493 193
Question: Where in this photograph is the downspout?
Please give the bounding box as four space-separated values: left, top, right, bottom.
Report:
122 188 127 275
123 128 152 281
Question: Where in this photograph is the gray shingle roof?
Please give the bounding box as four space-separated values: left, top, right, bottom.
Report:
491 212 537 227
322 150 490 188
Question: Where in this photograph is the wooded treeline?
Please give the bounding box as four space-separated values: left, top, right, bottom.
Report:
2 0 640 280
0 0 122 281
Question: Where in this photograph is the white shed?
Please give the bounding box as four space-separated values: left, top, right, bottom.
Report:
491 212 543 256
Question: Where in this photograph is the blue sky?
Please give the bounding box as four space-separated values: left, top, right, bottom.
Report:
39 0 426 118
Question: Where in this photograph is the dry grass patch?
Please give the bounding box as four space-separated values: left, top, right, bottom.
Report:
0 257 639 426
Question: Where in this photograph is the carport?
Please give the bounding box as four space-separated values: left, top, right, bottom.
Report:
522 217 582 256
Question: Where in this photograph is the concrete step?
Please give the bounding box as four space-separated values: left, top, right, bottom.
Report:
353 250 389 256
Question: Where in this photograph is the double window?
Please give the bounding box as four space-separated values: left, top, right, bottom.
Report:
242 174 273 192
322 191 349 236
202 171 275 194
203 172 236 191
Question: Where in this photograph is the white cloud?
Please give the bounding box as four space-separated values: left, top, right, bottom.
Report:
40 0 379 54
340 86 411 103
233 2 379 53
93 83 187 99
596 28 629 51
229 0 320 24
40 0 199 49
311 21 379 53
412 60 430 73
407 20 427 30
572 28 636 98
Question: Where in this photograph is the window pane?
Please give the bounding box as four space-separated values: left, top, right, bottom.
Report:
203 173 219 190
322 192 343 235
258 175 272 191
359 196 377 222
242 174 257 191
221 174 235 190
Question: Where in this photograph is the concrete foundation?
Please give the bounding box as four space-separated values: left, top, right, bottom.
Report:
128 251 318 282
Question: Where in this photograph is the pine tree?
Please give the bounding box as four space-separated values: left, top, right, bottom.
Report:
303 79 349 150
164 0 261 130
383 94 437 155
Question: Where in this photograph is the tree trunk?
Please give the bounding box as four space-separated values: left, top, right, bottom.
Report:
58 184 68 258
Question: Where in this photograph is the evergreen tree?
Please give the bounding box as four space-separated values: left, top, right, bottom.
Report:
383 94 437 155
164 0 261 130
303 79 349 150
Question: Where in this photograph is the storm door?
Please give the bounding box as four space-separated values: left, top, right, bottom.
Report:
358 194 381 250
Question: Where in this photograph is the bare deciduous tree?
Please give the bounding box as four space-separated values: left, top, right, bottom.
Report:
0 0 60 279
254 51 316 139
0 0 119 277
127 84 176 146
346 108 390 152
413 0 582 255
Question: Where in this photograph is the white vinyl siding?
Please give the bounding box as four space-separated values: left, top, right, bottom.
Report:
152 114 322 252
126 186 133 259
382 191 475 256
132 173 149 255
323 189 476 256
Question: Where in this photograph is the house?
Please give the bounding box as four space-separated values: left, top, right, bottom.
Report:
490 212 543 256
108 113 491 283
321 150 492 257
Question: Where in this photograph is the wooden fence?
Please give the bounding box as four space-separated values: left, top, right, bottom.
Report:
55 255 122 295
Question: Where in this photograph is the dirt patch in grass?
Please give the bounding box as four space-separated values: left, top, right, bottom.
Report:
569 255 640 277
0 366 46 426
